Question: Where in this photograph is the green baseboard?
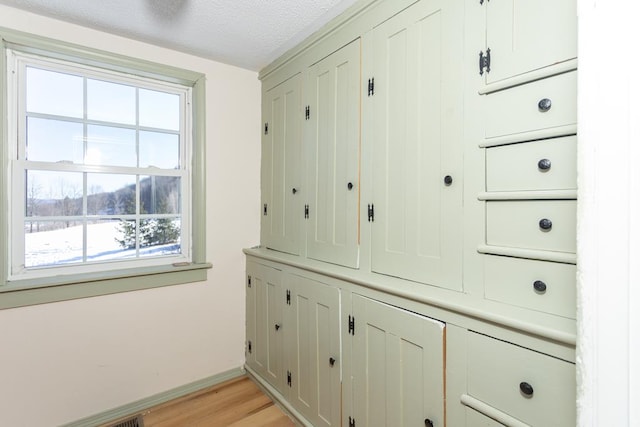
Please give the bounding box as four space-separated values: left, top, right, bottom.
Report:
62 367 246 427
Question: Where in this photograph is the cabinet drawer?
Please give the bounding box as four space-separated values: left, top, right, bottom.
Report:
484 255 576 318
465 408 505 426
486 136 577 192
467 332 576 426
485 71 576 141
486 201 576 253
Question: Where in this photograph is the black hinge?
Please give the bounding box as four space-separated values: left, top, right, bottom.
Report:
367 204 375 222
287 371 292 387
348 315 355 335
367 78 375 96
479 48 491 75
304 204 309 219
349 416 356 427
248 340 252 354
264 122 269 135
247 275 252 288
286 289 291 305
305 106 310 120
263 203 268 216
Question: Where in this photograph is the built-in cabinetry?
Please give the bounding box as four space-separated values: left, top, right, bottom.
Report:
247 0 578 425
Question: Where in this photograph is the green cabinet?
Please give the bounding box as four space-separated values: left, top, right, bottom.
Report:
350 295 445 427
369 0 464 291
261 73 303 255
304 39 361 269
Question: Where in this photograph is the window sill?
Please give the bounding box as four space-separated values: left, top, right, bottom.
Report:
0 262 212 309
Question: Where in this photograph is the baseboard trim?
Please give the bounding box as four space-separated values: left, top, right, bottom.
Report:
62 367 246 427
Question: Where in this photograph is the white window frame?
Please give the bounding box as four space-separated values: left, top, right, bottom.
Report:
0 28 210 309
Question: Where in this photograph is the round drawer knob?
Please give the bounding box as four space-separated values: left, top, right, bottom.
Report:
538 158 552 171
292 188 298 194
538 98 552 112
425 419 434 427
520 381 534 397
533 280 547 293
329 357 336 366
444 175 453 186
539 218 553 230
275 324 281 331
347 182 354 191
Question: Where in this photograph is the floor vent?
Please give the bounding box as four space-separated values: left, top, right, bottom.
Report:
110 414 144 427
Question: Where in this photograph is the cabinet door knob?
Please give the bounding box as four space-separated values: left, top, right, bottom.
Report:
292 188 297 194
533 280 547 293
347 182 354 191
520 381 534 397
539 218 553 230
425 419 434 427
275 324 280 331
538 158 552 171
538 98 552 112
329 357 336 367
444 175 453 186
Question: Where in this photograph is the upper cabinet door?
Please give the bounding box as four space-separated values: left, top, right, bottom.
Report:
305 39 361 268
262 74 302 255
370 0 464 290
482 0 577 85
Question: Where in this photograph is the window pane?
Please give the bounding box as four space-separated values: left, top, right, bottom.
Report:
26 117 84 163
141 176 181 214
26 67 83 118
87 79 136 125
89 220 136 260
86 125 136 167
139 131 180 168
25 220 83 267
87 174 137 215
140 218 181 257
26 170 83 217
139 89 180 131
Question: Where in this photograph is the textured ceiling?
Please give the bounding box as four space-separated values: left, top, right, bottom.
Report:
0 0 359 70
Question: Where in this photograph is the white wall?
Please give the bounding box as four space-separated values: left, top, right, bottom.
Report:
577 0 639 425
0 5 261 426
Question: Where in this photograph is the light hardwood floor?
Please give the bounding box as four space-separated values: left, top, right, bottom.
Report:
106 376 295 427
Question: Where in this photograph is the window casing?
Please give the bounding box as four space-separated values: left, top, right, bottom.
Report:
1 29 209 308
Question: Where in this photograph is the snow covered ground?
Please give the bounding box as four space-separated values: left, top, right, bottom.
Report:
25 221 180 267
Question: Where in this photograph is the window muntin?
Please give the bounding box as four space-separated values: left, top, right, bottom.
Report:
8 51 192 280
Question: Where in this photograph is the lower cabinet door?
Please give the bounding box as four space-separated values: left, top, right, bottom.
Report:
351 295 445 427
285 275 341 427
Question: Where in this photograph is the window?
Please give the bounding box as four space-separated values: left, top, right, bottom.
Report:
1 30 209 308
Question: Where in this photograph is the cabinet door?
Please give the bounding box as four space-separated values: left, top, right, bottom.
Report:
351 295 445 427
370 0 464 290
305 39 361 268
482 0 577 85
249 263 285 391
262 74 302 255
285 275 341 427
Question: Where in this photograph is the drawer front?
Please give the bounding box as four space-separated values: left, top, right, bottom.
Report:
486 136 577 192
467 332 576 426
485 71 576 140
465 408 505 427
486 201 576 253
484 255 576 318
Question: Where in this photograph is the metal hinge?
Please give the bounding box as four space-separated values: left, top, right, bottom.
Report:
264 122 268 135
304 204 309 219
305 106 310 120
348 315 355 335
367 204 375 222
367 78 375 96
247 340 252 354
479 48 491 75
286 289 291 305
247 275 252 288
349 416 356 427
263 203 268 216
287 371 292 387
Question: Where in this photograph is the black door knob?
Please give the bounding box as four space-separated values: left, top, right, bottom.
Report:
444 175 453 186
425 419 434 427
538 98 552 112
347 182 354 191
275 324 280 331
538 158 552 170
329 357 336 367
520 381 534 397
292 188 297 194
539 218 553 230
533 280 547 293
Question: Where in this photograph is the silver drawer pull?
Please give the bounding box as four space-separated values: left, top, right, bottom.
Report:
538 98 552 112
538 158 552 171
